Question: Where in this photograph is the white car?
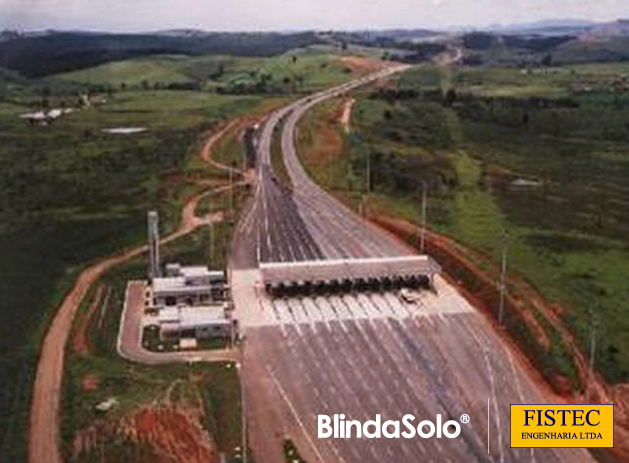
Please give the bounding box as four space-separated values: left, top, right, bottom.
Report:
399 288 419 303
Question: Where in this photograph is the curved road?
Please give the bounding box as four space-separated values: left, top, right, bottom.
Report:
233 67 598 463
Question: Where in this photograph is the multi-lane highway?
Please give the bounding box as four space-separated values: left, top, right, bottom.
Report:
231 68 597 463
234 65 409 267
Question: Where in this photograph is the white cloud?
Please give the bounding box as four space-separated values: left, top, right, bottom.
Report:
1 0 628 31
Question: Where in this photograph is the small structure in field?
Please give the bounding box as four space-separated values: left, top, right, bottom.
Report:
102 127 148 134
20 108 73 125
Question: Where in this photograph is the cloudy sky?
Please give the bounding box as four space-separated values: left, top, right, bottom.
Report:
2 0 629 32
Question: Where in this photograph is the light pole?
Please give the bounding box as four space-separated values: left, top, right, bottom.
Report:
365 148 371 195
586 309 599 402
498 230 508 327
420 180 427 254
209 209 215 268
328 150 332 186
236 352 247 463
229 165 234 221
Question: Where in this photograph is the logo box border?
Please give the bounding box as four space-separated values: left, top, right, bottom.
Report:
509 404 614 449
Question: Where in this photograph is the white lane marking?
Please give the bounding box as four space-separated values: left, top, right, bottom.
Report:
328 295 353 322
342 295 368 320
469 328 503 463
313 296 336 326
287 298 309 326
370 293 402 319
382 292 414 318
268 299 287 337
267 368 325 463
356 293 382 319
301 297 326 330
320 297 349 333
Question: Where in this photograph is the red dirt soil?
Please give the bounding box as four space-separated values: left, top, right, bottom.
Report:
80 374 99 392
341 56 390 75
73 407 218 463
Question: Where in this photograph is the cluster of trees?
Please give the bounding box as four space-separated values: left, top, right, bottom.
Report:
351 148 456 197
461 32 573 53
0 31 322 78
217 65 310 95
0 125 207 218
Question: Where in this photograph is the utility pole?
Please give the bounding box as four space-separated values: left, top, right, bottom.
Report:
209 201 215 267
328 151 332 186
236 346 247 463
420 181 427 254
147 211 161 281
365 149 371 194
498 230 508 327
242 130 248 172
586 309 599 402
229 165 234 221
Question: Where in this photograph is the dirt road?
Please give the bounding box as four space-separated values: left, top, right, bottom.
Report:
28 120 240 463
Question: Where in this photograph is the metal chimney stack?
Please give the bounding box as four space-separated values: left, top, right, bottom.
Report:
148 211 161 280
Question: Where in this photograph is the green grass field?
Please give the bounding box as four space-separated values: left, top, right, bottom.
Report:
57 50 353 94
0 72 265 462
299 62 629 386
61 228 242 462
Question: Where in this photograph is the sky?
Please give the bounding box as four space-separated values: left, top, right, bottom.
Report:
2 0 629 32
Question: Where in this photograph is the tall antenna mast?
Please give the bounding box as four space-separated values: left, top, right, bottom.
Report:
148 211 161 280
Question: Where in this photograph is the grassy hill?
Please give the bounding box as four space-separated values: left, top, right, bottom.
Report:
56 50 352 93
0 31 323 78
553 36 629 64
56 55 193 86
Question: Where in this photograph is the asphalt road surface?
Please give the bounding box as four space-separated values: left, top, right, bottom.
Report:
231 68 597 463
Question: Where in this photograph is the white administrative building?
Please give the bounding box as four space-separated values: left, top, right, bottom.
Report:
151 263 226 307
158 305 232 339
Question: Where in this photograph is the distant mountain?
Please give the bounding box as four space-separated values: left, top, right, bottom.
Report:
587 19 629 38
368 29 441 40
153 29 215 38
488 19 597 37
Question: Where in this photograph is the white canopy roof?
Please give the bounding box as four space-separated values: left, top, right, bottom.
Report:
260 255 440 286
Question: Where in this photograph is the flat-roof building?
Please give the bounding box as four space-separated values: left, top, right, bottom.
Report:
151 263 227 307
157 305 233 340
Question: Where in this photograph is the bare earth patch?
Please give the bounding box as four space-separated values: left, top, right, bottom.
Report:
80 374 99 392
72 406 218 463
341 56 390 75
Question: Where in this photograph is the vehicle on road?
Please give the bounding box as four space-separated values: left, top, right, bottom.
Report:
399 288 420 303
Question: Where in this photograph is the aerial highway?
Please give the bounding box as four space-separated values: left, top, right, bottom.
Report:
234 65 410 267
231 67 598 463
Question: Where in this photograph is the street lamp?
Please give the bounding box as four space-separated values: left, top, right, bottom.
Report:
498 230 508 327
420 180 427 254
209 210 215 268
586 308 599 403
235 360 247 463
